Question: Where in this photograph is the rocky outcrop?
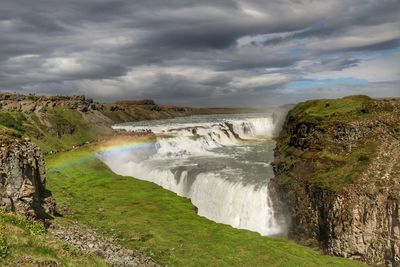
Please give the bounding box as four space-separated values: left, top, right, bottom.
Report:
49 222 159 267
272 96 400 266
0 93 191 117
0 137 56 220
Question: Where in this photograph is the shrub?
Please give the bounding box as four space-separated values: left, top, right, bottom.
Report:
358 155 370 162
0 112 25 133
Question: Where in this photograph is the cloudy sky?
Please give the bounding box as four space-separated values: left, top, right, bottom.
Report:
0 0 399 106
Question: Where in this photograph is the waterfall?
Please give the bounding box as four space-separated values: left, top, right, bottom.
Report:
101 114 286 236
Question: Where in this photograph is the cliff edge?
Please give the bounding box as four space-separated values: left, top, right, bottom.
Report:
272 95 400 266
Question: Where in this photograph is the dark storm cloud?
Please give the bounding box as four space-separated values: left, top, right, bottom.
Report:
257 0 400 57
344 39 400 52
0 0 399 105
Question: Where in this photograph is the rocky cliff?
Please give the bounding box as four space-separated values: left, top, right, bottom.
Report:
272 96 400 266
0 92 192 121
0 133 55 220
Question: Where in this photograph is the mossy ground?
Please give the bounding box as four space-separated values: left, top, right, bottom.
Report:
46 147 365 267
0 210 106 266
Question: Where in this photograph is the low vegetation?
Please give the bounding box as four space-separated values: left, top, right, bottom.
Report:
0 210 106 266
0 112 26 133
29 107 105 152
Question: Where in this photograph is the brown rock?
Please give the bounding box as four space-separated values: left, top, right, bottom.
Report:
0 138 56 220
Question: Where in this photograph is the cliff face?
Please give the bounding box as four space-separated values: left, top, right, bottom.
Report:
0 135 55 220
272 96 400 266
0 94 97 113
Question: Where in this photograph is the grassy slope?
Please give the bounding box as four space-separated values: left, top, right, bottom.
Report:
0 107 110 153
288 95 378 122
0 211 106 266
46 148 365 267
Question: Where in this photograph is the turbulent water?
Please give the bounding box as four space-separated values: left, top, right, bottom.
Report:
100 113 286 236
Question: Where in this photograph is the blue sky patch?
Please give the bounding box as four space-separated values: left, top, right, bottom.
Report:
287 77 367 89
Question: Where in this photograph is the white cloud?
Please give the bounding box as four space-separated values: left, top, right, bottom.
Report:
43 57 84 75
230 73 288 90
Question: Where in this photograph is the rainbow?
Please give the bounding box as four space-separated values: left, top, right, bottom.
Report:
97 137 156 156
48 136 156 170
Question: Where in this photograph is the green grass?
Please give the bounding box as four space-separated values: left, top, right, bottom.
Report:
0 210 106 266
290 95 372 123
46 148 365 267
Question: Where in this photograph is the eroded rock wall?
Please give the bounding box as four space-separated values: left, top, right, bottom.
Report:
0 138 55 220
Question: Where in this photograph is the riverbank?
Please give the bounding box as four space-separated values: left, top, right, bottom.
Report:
45 144 365 266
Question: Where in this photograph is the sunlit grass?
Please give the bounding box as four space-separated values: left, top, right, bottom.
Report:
46 148 365 267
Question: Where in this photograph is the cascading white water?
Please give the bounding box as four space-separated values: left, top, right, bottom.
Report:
101 114 286 236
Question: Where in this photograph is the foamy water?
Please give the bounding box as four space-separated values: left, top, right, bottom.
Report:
100 113 286 236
